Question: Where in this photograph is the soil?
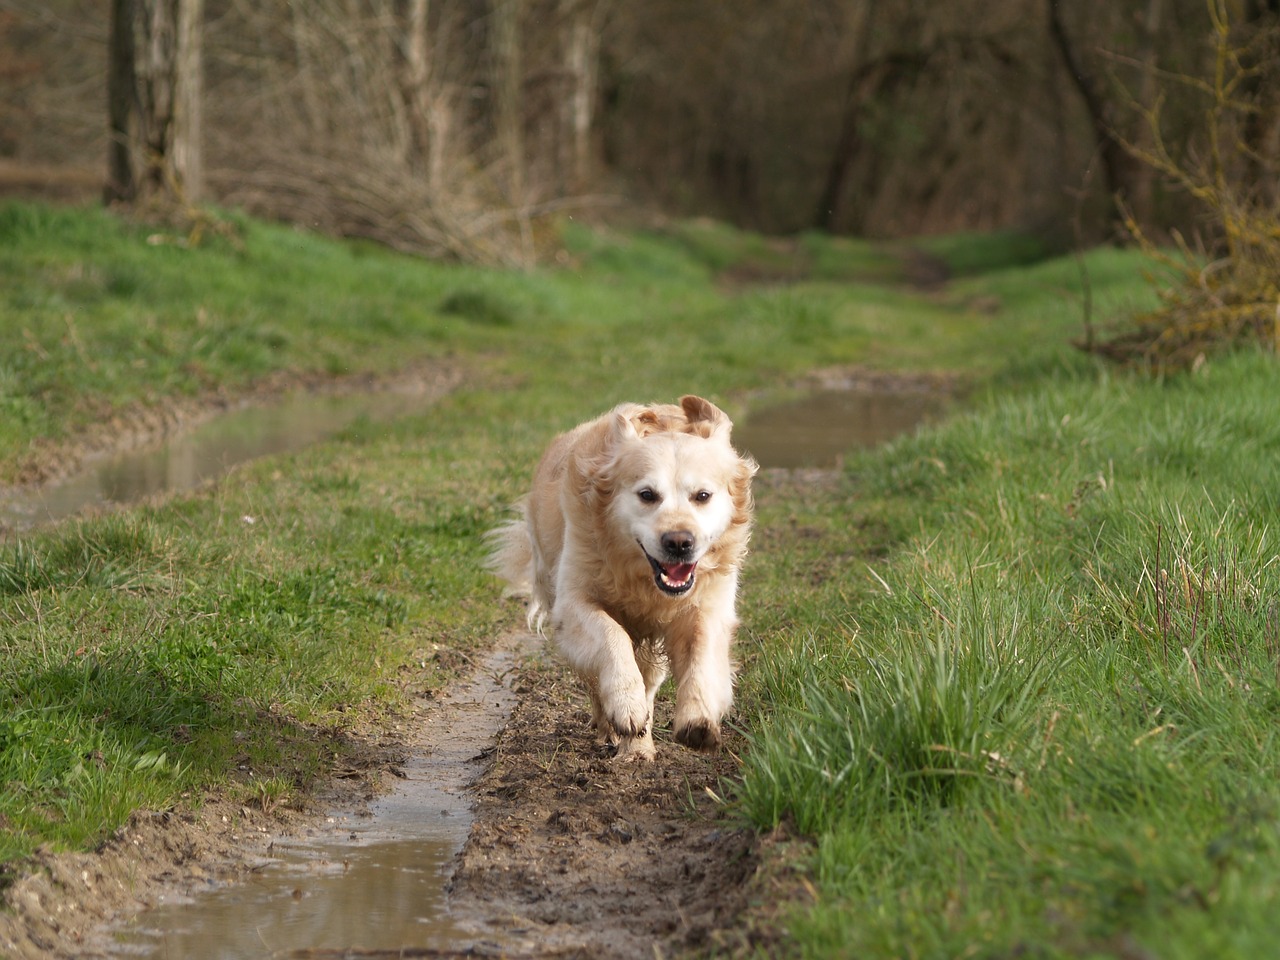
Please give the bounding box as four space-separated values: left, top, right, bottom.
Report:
0 634 801 960
445 655 792 959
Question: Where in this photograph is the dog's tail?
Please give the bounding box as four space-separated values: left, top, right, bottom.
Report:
485 501 546 631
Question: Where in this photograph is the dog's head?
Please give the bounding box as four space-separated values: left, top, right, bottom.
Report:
592 396 756 597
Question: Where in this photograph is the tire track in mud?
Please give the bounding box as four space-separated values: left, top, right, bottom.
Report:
2 632 782 959
106 635 531 958
444 645 768 959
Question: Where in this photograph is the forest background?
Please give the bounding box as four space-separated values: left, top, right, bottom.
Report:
2 0 1277 266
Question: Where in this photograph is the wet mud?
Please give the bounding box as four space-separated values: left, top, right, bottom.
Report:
104 642 526 959
735 367 958 469
446 656 772 958
0 636 791 960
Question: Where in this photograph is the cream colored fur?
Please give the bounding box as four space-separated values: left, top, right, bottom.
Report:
487 395 757 761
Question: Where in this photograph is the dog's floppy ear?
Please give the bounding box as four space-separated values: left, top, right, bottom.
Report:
608 406 642 444
571 408 636 505
680 395 732 439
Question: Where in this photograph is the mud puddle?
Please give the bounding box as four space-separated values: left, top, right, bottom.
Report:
103 641 528 960
1 384 442 534
736 374 954 469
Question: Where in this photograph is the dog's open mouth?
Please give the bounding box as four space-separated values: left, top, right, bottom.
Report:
643 550 697 596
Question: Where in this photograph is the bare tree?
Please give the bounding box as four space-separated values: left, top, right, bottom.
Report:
1044 0 1131 222
490 0 524 201
560 0 604 192
198 0 543 264
105 0 204 205
813 4 939 232
400 0 450 192
15 0 1263 255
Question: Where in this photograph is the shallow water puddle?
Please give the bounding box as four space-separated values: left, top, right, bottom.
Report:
109 834 465 959
0 385 440 533
106 644 524 959
735 384 950 468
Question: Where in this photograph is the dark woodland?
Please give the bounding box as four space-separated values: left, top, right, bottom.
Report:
1 0 1277 264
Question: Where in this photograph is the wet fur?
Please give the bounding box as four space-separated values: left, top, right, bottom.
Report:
487 395 757 761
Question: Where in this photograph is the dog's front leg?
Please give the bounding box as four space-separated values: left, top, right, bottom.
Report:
667 580 738 751
553 602 653 758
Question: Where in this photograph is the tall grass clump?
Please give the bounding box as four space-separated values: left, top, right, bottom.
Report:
0 514 169 594
739 582 1057 836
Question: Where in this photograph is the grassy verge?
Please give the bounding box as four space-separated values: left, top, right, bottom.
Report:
736 348 1280 955
10 196 1268 960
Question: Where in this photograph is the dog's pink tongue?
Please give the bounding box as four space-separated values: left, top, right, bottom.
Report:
663 562 695 584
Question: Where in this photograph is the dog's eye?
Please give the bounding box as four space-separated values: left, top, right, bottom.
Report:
637 488 659 503
693 490 712 504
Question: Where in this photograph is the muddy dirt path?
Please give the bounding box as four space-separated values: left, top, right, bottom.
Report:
446 650 769 958
0 630 789 959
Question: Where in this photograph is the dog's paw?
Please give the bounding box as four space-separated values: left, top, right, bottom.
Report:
593 725 620 748
614 731 656 763
607 709 649 740
674 719 722 752
600 681 650 739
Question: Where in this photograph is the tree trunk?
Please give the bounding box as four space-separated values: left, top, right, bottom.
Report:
814 55 926 233
172 0 203 201
105 0 137 203
402 0 433 172
560 0 601 193
813 4 872 232
491 0 524 201
814 64 883 232
1127 0 1165 225
1045 0 1128 221
105 0 205 206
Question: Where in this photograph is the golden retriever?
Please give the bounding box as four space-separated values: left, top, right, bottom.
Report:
488 395 757 760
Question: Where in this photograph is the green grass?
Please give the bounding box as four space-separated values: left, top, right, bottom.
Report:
642 218 1057 284
913 228 1056 277
7 198 1275 958
0 203 510 476
0 456 513 861
735 349 1280 956
0 202 1142 485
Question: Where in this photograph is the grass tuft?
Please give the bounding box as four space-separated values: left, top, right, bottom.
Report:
735 347 1280 956
739 577 1057 836
438 288 518 326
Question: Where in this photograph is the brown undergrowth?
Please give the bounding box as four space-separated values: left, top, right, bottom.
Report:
1081 0 1280 369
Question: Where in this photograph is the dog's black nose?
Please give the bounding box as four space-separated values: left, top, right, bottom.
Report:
661 530 696 558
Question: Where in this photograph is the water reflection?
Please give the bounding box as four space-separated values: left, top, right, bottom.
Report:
736 387 948 469
1 389 435 533
112 820 466 958
109 645 523 959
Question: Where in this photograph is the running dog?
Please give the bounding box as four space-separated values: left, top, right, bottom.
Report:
488 395 757 760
